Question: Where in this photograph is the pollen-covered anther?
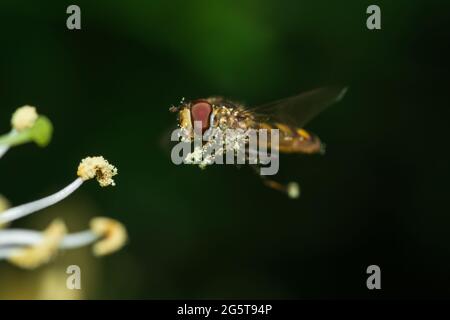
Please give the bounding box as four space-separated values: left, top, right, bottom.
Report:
8 219 67 269
11 105 38 132
77 156 118 187
90 217 127 256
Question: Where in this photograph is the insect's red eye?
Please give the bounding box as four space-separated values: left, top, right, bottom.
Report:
191 102 212 130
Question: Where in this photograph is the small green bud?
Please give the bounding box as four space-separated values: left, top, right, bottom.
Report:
30 116 53 147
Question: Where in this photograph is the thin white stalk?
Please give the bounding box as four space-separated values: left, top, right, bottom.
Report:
61 231 98 249
0 130 16 159
0 229 97 248
0 229 42 246
0 145 9 159
0 178 84 224
0 248 18 259
0 229 99 260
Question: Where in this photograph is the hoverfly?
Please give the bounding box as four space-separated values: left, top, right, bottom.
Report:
169 86 347 198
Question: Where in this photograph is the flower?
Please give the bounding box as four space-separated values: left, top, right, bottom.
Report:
1 104 128 271
77 156 118 187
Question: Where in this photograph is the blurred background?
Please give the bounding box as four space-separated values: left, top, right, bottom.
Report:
0 0 449 299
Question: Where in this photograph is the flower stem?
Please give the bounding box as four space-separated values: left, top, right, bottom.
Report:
0 130 32 147
0 248 17 260
0 178 84 224
0 229 98 249
0 145 9 159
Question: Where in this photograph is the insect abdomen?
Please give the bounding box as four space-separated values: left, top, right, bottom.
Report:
258 122 323 154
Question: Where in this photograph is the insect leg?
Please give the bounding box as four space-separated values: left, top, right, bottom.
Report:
249 165 300 199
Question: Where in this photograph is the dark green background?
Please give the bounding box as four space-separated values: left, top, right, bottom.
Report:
1 0 449 298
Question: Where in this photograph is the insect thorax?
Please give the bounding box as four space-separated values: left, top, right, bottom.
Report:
211 104 255 131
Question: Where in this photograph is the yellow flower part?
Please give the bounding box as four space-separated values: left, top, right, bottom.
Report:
0 194 10 212
77 156 118 187
0 194 10 229
90 217 127 256
11 106 38 132
8 219 67 269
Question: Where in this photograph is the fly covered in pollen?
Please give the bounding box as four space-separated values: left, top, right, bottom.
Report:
169 86 347 198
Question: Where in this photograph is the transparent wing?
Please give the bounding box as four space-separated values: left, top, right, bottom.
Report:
250 86 348 128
